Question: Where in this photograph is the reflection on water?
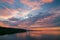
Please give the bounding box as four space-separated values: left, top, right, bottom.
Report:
0 31 60 40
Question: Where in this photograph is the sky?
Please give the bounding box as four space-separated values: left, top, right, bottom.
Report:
0 0 60 28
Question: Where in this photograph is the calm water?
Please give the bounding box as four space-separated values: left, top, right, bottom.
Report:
0 31 60 40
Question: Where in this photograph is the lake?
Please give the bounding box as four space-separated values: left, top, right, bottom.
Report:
0 31 60 40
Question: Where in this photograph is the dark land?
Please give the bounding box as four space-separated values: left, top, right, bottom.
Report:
0 27 27 35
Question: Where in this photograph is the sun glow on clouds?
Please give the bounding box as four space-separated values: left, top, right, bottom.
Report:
0 0 60 28
42 0 53 3
19 8 38 18
14 0 54 19
0 8 19 19
0 0 54 19
19 0 54 18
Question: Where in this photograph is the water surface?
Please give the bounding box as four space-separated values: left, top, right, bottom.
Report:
0 31 60 40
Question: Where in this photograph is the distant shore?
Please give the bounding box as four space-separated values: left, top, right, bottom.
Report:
0 27 27 35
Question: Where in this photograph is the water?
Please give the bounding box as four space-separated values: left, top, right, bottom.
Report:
0 31 60 40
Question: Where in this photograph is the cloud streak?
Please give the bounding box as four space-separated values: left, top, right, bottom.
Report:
0 0 14 5
0 8 19 19
20 0 53 9
0 0 60 28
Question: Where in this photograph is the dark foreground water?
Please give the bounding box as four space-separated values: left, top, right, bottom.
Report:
0 31 60 40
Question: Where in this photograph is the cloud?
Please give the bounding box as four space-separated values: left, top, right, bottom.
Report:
29 7 60 27
0 21 10 27
19 0 54 19
0 0 54 19
20 0 54 9
29 14 59 27
0 7 36 20
13 7 60 27
20 0 41 9
0 9 60 28
0 21 5 27
42 0 53 3
48 7 60 14
0 8 20 19
0 0 14 5
0 0 60 28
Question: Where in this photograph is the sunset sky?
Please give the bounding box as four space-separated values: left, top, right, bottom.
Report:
0 0 60 28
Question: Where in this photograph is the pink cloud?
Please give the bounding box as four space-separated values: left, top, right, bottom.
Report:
0 7 33 19
29 14 59 27
20 0 54 10
20 0 42 9
0 8 20 19
0 21 10 27
48 7 60 14
1 0 14 4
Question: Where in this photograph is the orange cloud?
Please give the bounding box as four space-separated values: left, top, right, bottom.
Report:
0 22 4 27
42 0 53 3
0 7 34 19
0 8 20 19
0 21 16 28
0 21 9 27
